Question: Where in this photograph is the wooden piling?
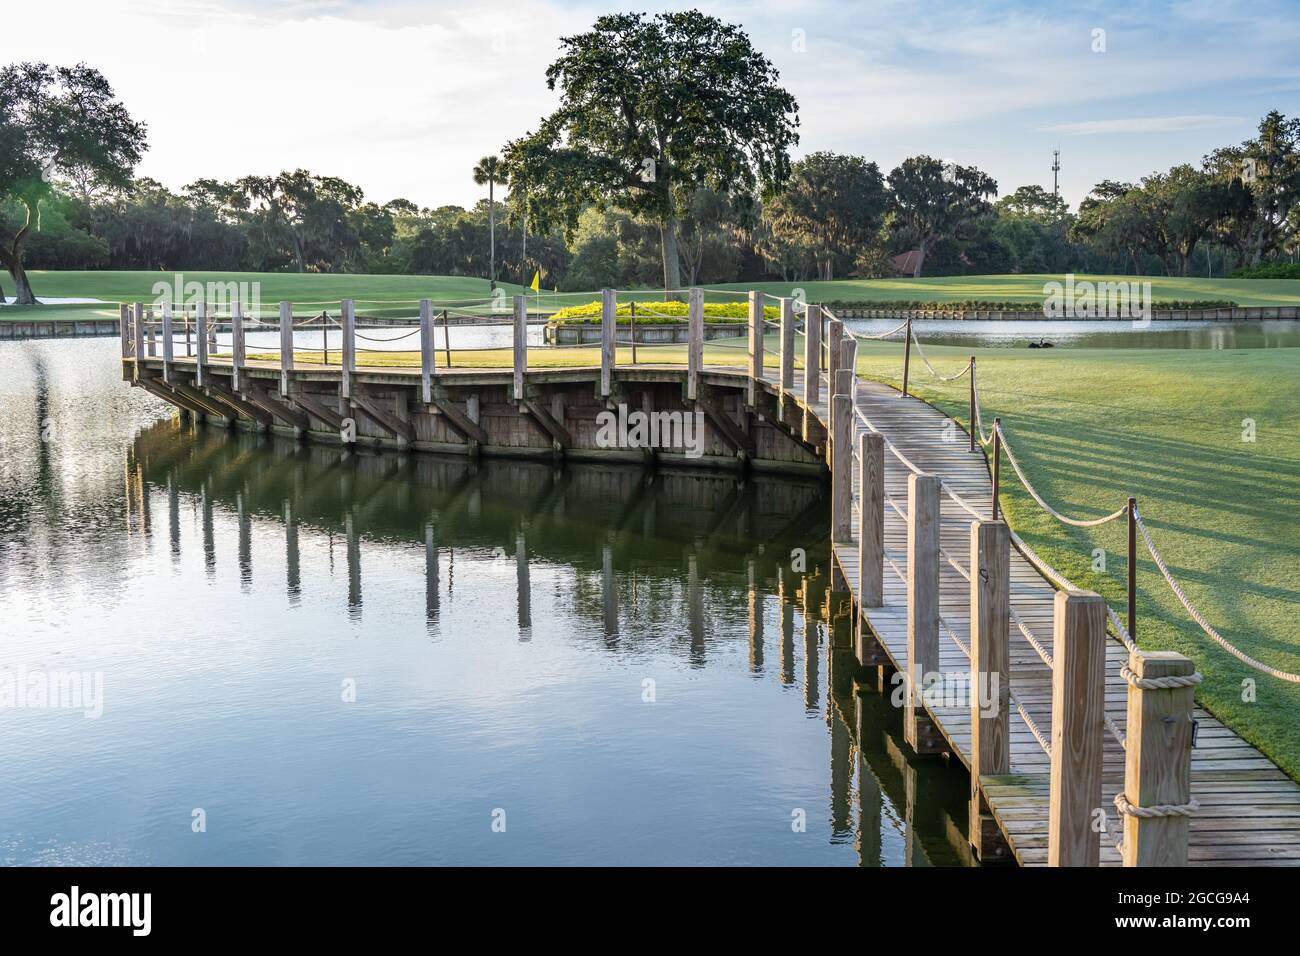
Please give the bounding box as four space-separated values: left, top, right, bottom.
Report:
601 288 616 399
195 300 208 386
827 318 843 387
278 301 293 397
162 302 174 382
687 288 704 401
859 432 884 608
804 304 822 406
419 299 435 404
970 518 1011 858
119 303 132 359
779 297 795 404
133 303 145 375
905 473 940 752
340 299 356 399
1120 651 1196 867
231 300 245 390
831 394 852 542
1048 589 1107 867
513 295 527 402
748 289 763 405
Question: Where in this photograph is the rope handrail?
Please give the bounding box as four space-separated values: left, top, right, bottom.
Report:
940 547 969 582
996 422 1128 528
1010 605 1054 669
1011 690 1051 757
1133 506 1300 683
909 327 973 382
846 319 911 342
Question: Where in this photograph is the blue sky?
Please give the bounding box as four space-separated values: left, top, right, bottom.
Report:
14 0 1300 208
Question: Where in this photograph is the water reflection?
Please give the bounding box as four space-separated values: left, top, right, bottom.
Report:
0 337 976 866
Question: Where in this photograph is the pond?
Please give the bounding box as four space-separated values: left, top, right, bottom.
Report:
0 338 972 866
844 318 1300 349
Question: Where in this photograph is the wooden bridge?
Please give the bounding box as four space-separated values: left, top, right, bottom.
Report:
120 290 1300 867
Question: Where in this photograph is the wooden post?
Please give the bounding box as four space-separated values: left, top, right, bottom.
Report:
747 289 763 405
231 300 245 390
803 304 822 406
1120 651 1196 867
513 294 527 401
687 288 704 401
905 473 940 752
600 288 616 399
827 318 843 389
279 301 293 397
419 299 434 404
340 299 356 399
629 300 637 365
442 309 452 369
779 297 795 403
831 394 852 542
161 302 175 382
195 300 208 386
968 355 977 452
119 303 132 358
133 302 145 370
1048 589 1107 867
970 519 1011 857
145 310 157 357
901 316 913 398
859 432 884 608
841 338 857 401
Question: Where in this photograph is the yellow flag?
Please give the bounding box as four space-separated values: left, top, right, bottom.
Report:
530 270 541 292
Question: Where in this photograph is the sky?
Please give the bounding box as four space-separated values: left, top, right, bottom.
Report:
10 0 1300 210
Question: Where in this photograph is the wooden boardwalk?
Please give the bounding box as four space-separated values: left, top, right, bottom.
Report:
786 367 1300 867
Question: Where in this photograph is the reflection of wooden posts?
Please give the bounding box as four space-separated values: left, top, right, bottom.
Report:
600 288 615 399
831 706 852 834
831 395 852 543
686 288 704 401
512 295 527 402
802 576 820 711
856 695 885 867
803 304 822 405
518 530 532 637
1048 590 1107 867
778 297 795 420
231 300 245 390
345 511 362 616
279 301 293 397
905 473 941 752
201 481 215 573
285 500 301 603
419 299 434 404
859 433 885 609
687 552 704 663
1120 651 1197 867
340 299 356 399
424 521 440 627
747 289 763 405
747 559 763 672
601 543 617 638
969 519 1011 860
195 300 208 386
162 302 175 383
779 568 795 686
236 489 251 589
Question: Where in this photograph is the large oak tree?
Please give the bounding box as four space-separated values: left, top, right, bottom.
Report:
0 62 144 303
501 11 798 294
887 155 997 278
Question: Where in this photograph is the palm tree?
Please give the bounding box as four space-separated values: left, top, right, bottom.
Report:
472 155 502 289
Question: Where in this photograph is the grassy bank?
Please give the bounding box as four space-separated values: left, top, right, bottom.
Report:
852 338 1300 779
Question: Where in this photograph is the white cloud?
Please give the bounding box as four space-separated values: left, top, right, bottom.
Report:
1039 115 1246 135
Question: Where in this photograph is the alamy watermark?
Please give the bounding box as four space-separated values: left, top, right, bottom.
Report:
1043 274 1151 326
0 665 103 718
890 670 1002 716
152 274 262 316
595 403 706 459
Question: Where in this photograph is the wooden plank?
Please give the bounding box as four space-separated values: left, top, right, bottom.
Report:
1048 590 1107 867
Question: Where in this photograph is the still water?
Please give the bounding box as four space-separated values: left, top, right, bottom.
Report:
845 318 1300 349
0 338 972 866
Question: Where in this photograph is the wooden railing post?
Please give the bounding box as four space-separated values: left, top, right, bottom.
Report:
278 301 293 397
419 299 434 404
340 299 356 399
513 294 527 402
827 317 843 388
840 338 857 402
803 303 822 406
905 473 940 752
747 289 763 405
161 301 174 382
133 302 145 373
119 303 132 359
687 288 704 401
145 309 157 357
831 394 852 542
600 288 616 398
779 297 795 406
859 432 884 607
901 316 913 398
1048 589 1107 867
970 518 1011 858
231 300 245 390
1120 651 1196 867
195 300 208 386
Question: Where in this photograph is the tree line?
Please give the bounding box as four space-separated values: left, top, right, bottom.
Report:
3 15 1299 304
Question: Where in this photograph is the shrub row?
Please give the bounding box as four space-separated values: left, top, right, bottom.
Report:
1228 263 1300 280
550 300 778 324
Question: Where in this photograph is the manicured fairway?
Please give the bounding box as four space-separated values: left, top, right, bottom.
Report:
851 338 1300 779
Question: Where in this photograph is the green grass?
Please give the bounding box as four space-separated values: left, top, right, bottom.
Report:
6 270 1300 319
851 338 1300 779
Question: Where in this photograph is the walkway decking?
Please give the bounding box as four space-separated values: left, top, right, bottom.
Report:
792 368 1300 867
